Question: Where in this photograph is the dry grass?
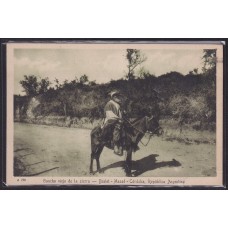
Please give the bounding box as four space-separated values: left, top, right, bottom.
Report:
16 116 103 129
160 119 215 145
15 117 215 145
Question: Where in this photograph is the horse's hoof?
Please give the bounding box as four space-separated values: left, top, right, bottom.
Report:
89 171 95 175
126 173 132 177
98 169 104 173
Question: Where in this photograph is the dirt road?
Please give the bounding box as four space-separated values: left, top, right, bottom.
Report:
14 123 216 177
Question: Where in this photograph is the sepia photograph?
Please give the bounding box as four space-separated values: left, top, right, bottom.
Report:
6 42 223 186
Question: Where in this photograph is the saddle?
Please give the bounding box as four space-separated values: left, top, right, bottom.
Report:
93 125 114 149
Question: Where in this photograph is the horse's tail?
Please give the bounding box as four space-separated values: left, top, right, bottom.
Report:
90 126 101 136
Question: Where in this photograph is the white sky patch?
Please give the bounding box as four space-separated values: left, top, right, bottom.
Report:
14 48 204 95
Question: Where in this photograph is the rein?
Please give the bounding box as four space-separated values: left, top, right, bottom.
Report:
124 117 159 147
140 133 153 146
140 126 160 146
124 118 146 135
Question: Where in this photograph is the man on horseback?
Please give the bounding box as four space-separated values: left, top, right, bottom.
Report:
90 92 162 176
100 90 125 156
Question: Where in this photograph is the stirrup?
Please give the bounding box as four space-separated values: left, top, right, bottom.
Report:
114 150 123 156
114 146 123 156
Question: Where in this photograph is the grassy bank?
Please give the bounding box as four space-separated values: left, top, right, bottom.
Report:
15 116 215 145
160 120 215 145
15 115 103 129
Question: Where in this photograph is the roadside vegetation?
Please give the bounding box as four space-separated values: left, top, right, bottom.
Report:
14 49 216 143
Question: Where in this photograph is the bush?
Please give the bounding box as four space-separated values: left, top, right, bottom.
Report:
14 71 216 131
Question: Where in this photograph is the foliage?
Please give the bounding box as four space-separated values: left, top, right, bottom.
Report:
15 50 216 131
39 78 51 94
20 75 39 96
20 75 51 96
126 49 147 80
15 71 216 131
202 49 216 73
79 74 89 84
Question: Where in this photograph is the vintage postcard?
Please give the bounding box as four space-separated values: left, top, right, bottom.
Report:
5 42 224 187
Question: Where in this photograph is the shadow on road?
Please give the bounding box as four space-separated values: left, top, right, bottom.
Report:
100 154 181 176
131 154 181 176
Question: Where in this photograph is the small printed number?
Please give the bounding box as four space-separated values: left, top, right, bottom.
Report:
17 178 26 182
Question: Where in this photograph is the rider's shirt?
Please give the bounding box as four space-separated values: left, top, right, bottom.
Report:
103 99 122 125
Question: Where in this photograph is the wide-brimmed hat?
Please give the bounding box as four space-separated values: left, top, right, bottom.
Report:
109 90 121 98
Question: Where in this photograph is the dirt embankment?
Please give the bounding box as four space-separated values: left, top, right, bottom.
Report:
15 115 103 129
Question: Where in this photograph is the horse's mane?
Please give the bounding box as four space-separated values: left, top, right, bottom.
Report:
124 116 147 143
129 116 147 125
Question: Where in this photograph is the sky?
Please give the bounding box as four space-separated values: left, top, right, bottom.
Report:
14 48 204 95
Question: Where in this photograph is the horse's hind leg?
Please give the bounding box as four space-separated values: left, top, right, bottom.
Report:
90 143 97 175
96 146 104 173
90 154 94 174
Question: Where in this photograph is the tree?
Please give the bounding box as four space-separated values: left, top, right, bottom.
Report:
88 80 96 86
20 75 51 96
20 75 39 96
188 68 198 75
193 68 198 74
39 77 51 94
54 78 61 89
79 74 89 84
56 89 67 117
202 49 216 87
202 49 216 73
126 49 147 80
138 66 150 78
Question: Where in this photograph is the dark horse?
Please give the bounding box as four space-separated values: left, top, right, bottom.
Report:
90 116 161 177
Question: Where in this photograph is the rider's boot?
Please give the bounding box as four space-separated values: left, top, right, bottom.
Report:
114 145 119 153
118 146 123 156
114 144 123 156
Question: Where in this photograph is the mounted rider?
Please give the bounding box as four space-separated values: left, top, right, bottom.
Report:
101 90 125 156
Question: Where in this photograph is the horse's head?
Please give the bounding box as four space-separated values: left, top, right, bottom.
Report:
146 116 163 136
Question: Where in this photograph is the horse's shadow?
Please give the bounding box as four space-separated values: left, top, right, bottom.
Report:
99 154 181 176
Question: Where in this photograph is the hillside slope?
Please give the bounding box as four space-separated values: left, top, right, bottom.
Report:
14 71 216 132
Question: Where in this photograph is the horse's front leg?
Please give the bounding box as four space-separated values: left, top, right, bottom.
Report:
124 147 132 177
90 144 97 175
96 157 101 173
